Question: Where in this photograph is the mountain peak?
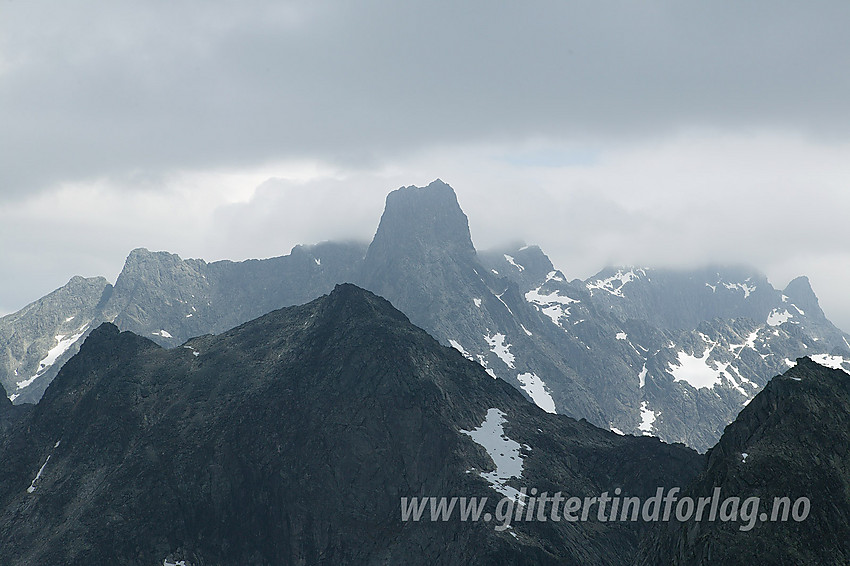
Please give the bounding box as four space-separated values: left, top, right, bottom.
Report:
783 275 823 317
366 180 474 259
358 182 482 335
321 283 411 325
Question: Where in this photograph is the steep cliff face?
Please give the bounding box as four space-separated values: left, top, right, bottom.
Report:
359 180 480 335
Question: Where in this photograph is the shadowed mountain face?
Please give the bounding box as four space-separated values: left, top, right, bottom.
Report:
639 358 850 565
0 389 31 438
3 181 849 452
0 284 703 566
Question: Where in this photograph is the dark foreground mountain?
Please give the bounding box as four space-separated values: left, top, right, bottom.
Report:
0 284 702 566
639 358 850 564
0 390 30 439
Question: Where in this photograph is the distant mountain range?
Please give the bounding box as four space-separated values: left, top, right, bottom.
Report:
2 180 849 452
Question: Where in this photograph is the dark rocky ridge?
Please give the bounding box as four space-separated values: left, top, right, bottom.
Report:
0 284 703 566
639 358 850 564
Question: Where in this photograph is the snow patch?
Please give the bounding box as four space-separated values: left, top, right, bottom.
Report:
616 332 627 340
520 324 532 336
473 298 482 308
484 333 515 369
723 366 755 397
731 330 760 357
767 309 792 326
722 281 756 298
16 325 89 391
638 401 656 435
611 427 625 436
586 268 645 297
525 287 578 305
460 408 526 500
27 454 51 493
668 348 725 389
449 339 474 361
741 452 749 463
516 372 556 413
152 329 173 338
811 354 850 372
638 364 647 388
524 287 577 325
495 292 515 317
182 345 200 357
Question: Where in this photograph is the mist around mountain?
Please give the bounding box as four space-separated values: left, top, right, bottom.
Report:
481 246 850 451
3 180 849 452
0 285 704 565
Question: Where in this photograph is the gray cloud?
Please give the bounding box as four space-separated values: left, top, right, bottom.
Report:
2 1 849 333
3 0 850 196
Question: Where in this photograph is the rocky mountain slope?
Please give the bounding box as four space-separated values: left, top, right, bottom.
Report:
482 245 850 450
0 275 112 404
3 180 848 452
638 358 850 564
0 284 703 566
1 241 365 404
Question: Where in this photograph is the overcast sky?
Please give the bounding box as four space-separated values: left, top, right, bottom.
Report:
2 1 850 331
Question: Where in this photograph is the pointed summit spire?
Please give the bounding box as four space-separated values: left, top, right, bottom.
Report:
364 180 475 262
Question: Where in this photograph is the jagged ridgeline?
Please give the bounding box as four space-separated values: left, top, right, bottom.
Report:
0 285 704 565
2 180 849 451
